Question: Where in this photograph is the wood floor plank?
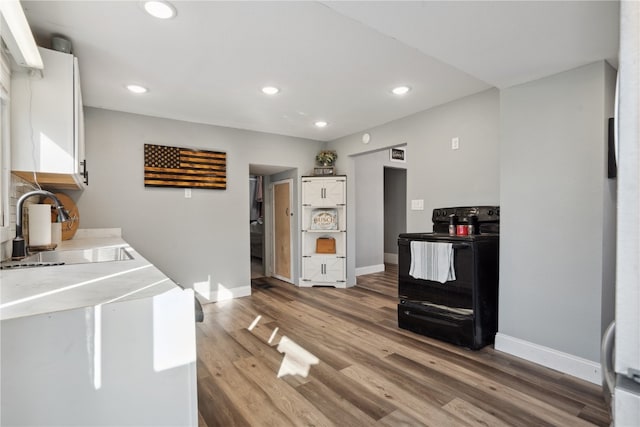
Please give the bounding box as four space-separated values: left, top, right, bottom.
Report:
384 352 569 427
340 363 470 427
578 403 612 426
296 378 379 427
198 410 209 427
196 269 610 427
308 360 397 421
354 324 592 417
228 326 311 388
395 348 595 427
376 409 427 427
212 298 277 334
198 336 295 426
198 320 252 370
358 306 602 422
269 323 354 372
248 294 379 374
198 373 251 427
443 397 513 427
233 356 335 427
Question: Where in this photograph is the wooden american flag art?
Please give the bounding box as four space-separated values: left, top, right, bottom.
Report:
144 144 227 189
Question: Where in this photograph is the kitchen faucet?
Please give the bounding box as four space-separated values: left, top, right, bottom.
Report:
12 190 71 259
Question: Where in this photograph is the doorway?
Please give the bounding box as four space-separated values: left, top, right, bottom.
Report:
272 179 293 283
249 175 265 279
384 167 407 265
249 165 299 285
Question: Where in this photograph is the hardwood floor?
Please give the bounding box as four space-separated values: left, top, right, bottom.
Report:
197 264 610 426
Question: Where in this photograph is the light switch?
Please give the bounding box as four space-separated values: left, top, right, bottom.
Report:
185 188 192 198
411 199 424 210
451 137 459 150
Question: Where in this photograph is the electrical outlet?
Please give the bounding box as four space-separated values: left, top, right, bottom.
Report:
411 199 424 210
451 137 459 150
185 188 192 198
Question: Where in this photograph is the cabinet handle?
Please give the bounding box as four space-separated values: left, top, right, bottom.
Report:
81 160 88 185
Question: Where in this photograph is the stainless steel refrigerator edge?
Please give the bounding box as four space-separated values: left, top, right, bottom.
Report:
604 2 640 425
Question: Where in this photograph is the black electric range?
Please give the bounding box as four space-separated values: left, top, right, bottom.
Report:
397 206 500 350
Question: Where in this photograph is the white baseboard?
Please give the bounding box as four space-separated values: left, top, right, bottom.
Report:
494 333 601 385
194 284 251 303
384 253 398 265
355 264 385 276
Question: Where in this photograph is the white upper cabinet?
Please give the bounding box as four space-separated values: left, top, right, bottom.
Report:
10 47 86 189
302 177 346 206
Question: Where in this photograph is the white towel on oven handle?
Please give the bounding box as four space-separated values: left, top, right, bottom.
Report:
409 241 456 283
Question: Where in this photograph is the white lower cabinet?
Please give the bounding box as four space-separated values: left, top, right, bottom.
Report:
0 287 197 426
302 256 346 285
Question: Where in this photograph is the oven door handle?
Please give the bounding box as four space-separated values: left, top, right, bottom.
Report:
452 243 470 249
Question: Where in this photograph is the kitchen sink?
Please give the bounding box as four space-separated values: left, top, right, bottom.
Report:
1 246 134 270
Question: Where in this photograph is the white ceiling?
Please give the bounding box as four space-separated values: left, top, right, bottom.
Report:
21 1 619 142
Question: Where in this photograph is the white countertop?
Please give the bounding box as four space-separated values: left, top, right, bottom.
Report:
0 229 178 321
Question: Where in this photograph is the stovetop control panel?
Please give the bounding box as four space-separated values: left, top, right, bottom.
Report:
432 206 500 224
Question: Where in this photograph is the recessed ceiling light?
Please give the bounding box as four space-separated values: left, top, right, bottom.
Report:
261 86 279 95
392 86 411 95
314 121 328 128
126 84 148 94
143 1 177 19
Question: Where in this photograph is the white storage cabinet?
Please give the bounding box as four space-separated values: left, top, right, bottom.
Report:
11 47 87 189
300 176 349 288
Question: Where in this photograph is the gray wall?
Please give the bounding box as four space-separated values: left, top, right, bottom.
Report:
326 89 499 284
353 149 406 271
499 61 616 362
384 167 407 255
77 108 321 300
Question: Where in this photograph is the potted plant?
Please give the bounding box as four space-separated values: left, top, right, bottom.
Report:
316 150 338 166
